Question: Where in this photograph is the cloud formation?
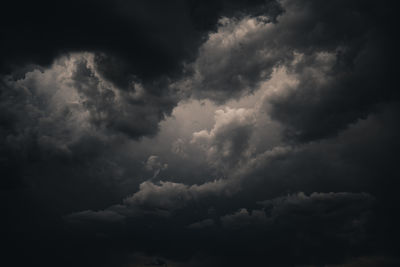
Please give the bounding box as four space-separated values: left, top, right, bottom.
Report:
2 0 399 266
192 107 256 170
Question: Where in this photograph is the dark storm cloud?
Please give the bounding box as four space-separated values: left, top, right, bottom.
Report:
257 192 374 228
237 102 400 196
66 178 230 223
214 192 375 266
2 0 399 266
61 100 399 266
178 15 293 103
0 0 282 83
187 218 215 229
72 56 177 139
64 191 375 266
220 208 267 228
221 192 374 248
191 107 256 171
0 51 178 218
0 0 283 144
0 56 113 189
267 43 397 142
182 0 398 141
0 53 179 224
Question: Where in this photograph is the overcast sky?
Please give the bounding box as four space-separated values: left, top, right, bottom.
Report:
1 1 399 266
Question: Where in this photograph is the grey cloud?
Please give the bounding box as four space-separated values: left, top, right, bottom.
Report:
171 138 188 158
178 15 293 103
191 107 256 171
187 218 215 229
0 52 177 163
215 191 375 265
144 155 168 179
72 56 177 139
65 191 376 266
2 1 399 266
67 178 232 222
236 103 400 202
0 53 181 213
123 179 231 209
1 0 283 80
259 191 374 219
179 0 398 142
263 0 398 142
265 49 391 141
222 192 374 233
221 208 267 229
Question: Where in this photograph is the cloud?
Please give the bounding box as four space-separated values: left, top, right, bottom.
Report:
67 178 233 223
72 55 178 139
259 191 374 220
221 192 374 233
66 191 376 267
0 52 176 161
192 107 256 170
187 218 215 229
213 191 375 266
171 138 188 158
0 53 183 213
177 0 399 142
179 15 292 103
221 208 267 229
144 155 168 179
265 49 388 141
2 1 399 267
0 0 283 83
123 179 232 209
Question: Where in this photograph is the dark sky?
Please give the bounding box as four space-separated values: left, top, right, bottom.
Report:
1 0 399 266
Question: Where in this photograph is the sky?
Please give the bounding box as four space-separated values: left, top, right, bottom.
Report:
1 0 399 266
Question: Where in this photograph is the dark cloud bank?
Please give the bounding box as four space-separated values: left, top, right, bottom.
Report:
1 0 400 266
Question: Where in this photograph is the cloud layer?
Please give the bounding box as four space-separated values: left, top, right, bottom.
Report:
1 0 399 266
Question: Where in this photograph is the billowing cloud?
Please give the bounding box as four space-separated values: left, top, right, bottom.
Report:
221 208 267 229
0 1 282 82
179 15 292 102
177 0 398 142
187 218 215 229
66 178 232 223
123 179 229 211
144 155 168 179
192 107 256 170
2 0 399 267
65 191 375 267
